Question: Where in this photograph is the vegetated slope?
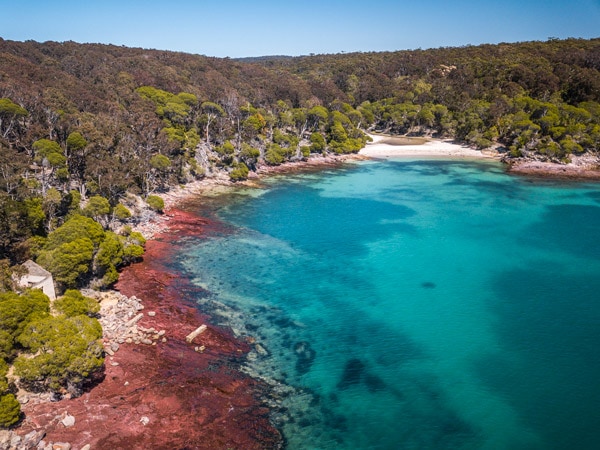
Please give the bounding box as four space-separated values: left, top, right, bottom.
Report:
1 37 599 269
261 38 600 150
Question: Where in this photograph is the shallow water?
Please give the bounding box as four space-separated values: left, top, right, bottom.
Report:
178 159 600 449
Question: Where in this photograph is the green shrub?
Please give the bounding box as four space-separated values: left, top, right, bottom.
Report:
37 238 95 288
0 393 20 428
0 359 9 389
146 195 164 213
309 132 326 153
265 144 286 165
45 215 105 250
229 163 249 181
0 331 13 361
240 143 260 161
0 290 50 344
121 230 145 264
54 290 99 318
82 196 110 220
113 204 131 221
214 141 235 156
14 315 104 394
95 232 124 272
36 215 132 289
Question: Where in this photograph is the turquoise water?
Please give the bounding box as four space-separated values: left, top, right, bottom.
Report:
179 159 600 449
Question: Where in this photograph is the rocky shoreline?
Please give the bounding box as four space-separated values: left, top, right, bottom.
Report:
505 157 600 180
11 207 283 450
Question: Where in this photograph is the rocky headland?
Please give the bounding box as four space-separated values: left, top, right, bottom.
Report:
505 153 600 180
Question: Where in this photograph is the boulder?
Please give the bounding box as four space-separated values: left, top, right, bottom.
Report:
52 443 71 450
185 324 207 343
61 414 75 427
22 430 45 448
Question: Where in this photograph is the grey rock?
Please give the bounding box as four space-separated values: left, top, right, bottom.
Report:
61 414 75 427
10 434 21 448
23 430 45 447
0 430 11 447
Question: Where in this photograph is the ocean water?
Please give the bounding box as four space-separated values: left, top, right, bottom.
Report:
178 159 600 449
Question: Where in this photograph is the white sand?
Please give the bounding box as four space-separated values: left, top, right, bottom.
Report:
360 134 497 159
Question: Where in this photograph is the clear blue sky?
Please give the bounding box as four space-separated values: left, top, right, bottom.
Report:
1 0 599 57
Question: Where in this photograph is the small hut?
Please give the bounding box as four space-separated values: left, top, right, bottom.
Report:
18 260 56 300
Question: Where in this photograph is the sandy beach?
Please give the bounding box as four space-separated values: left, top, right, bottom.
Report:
360 134 498 159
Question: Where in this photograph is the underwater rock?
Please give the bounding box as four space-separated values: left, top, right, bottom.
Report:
294 341 316 375
337 358 365 389
364 374 386 393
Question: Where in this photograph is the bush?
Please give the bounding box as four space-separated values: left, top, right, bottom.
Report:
54 290 99 318
0 290 50 344
265 144 286 165
37 238 95 288
214 141 235 156
95 232 124 272
229 163 249 181
45 215 105 250
0 331 13 361
0 393 20 428
36 215 133 290
82 196 110 221
309 132 326 153
14 315 104 394
240 143 260 162
113 204 131 221
121 230 145 264
0 359 9 392
146 195 164 213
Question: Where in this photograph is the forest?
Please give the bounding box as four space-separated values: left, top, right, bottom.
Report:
0 37 599 425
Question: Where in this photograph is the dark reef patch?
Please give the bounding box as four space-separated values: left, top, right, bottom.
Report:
364 373 386 393
337 358 366 390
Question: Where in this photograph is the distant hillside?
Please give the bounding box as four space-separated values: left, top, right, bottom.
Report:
254 38 600 105
234 55 295 63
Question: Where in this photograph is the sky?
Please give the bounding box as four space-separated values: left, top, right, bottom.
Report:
0 0 599 58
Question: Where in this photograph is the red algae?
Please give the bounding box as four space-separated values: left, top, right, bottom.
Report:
20 207 283 449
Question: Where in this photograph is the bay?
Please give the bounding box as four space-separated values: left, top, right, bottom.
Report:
178 159 600 449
